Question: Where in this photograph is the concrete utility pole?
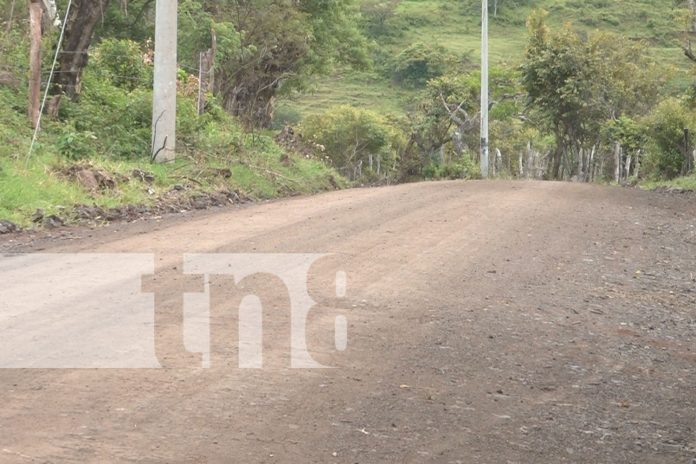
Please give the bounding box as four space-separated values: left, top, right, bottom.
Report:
480 0 489 178
151 0 178 162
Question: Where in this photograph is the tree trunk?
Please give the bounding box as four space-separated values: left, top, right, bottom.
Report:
28 0 43 129
452 129 463 156
550 146 562 180
42 0 57 26
53 0 111 100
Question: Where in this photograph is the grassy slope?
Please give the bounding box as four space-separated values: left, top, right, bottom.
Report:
641 175 696 191
0 150 344 227
0 154 344 228
277 0 688 122
0 80 344 227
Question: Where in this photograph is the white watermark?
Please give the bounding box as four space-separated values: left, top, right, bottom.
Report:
0 253 348 368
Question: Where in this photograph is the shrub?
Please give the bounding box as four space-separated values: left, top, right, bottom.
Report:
57 125 98 160
92 39 151 90
389 42 455 88
301 105 401 180
642 98 694 180
272 105 303 130
423 162 461 180
60 70 152 159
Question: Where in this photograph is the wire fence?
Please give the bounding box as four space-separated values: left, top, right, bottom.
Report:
2 59 211 92
0 51 213 75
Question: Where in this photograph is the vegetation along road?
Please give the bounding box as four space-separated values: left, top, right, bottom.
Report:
1 180 695 463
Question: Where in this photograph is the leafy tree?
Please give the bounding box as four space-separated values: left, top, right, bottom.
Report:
404 66 520 177
207 0 369 127
53 0 112 100
407 73 479 161
41 0 369 129
522 10 664 179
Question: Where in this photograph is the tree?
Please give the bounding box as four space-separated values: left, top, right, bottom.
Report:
642 99 695 179
521 10 664 180
52 0 112 101
208 0 369 128
359 0 399 37
403 66 521 178
408 73 479 161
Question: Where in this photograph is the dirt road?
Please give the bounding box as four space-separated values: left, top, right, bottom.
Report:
1 180 695 463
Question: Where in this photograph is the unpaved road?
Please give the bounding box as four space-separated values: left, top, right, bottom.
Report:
1 180 695 463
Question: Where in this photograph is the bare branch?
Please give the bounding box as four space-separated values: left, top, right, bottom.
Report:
683 41 696 63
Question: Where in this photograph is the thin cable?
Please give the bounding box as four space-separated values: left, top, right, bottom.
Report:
26 0 73 167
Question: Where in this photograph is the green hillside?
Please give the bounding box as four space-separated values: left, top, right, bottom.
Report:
277 0 689 123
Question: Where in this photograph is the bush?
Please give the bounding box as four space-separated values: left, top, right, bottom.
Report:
642 99 694 180
301 105 402 180
60 70 152 159
422 154 478 180
389 42 455 88
92 39 151 90
57 125 98 160
272 105 303 130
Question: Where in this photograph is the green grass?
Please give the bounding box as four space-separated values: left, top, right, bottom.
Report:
641 175 696 191
276 70 415 123
0 112 345 227
278 0 692 121
0 157 86 224
0 147 345 227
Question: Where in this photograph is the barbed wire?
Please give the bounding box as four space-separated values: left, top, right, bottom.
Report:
1 64 208 84
52 50 208 74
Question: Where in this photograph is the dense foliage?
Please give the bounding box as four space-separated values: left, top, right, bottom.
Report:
301 105 402 180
